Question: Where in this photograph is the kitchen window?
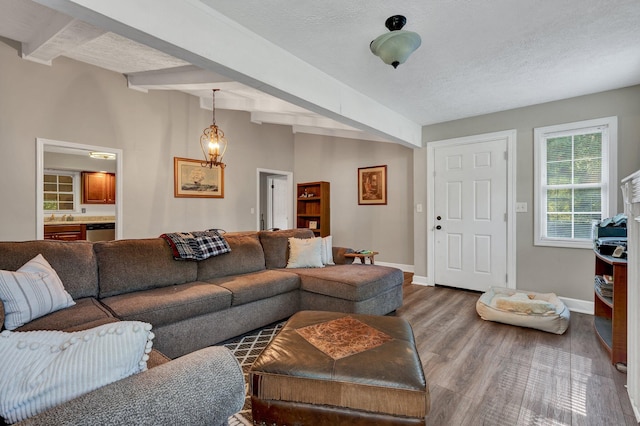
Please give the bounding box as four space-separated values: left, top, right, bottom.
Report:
534 116 617 248
44 170 79 212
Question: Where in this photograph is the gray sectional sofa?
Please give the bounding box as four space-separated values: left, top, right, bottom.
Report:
0 228 404 425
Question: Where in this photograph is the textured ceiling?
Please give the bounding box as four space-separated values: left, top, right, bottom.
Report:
1 0 640 144
203 0 640 125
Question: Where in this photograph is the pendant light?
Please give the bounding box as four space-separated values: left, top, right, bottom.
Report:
200 89 227 168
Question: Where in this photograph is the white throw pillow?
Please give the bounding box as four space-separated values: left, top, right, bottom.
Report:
286 237 324 268
0 254 75 330
0 321 154 424
320 236 335 265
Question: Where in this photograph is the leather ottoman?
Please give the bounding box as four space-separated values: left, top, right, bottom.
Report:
249 311 429 425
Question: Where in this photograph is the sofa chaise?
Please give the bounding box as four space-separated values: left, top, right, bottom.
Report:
0 228 404 425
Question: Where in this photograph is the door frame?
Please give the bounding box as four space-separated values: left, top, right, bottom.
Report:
256 168 293 231
426 129 517 288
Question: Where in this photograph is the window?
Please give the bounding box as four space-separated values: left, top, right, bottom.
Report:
43 170 78 212
534 117 617 248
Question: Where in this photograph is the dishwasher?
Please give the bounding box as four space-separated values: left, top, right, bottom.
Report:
85 223 115 241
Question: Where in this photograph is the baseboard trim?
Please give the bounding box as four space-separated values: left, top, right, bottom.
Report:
411 275 431 286
374 261 414 273
559 296 594 315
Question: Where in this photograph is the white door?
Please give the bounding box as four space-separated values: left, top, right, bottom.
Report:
433 137 508 291
267 176 288 230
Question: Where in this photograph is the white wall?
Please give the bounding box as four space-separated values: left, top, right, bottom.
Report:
293 134 414 267
415 85 640 301
0 39 294 240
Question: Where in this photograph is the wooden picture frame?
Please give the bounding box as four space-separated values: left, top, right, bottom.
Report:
358 165 387 205
309 220 318 229
174 157 224 198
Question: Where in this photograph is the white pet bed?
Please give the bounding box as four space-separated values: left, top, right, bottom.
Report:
476 287 570 334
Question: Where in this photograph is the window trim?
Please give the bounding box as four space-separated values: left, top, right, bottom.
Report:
534 116 618 249
43 169 80 213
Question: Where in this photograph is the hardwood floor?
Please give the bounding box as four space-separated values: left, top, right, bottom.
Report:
396 274 637 425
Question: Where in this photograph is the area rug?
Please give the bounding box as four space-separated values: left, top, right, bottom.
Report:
225 321 284 426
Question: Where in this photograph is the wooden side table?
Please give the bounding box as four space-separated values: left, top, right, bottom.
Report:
344 251 379 265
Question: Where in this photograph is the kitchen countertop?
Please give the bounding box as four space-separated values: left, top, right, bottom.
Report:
44 216 115 225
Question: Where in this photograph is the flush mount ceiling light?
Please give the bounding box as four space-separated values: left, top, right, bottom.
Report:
200 89 227 169
89 152 116 160
370 15 421 69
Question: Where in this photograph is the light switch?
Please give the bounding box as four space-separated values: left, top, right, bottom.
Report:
250 208 255 214
416 203 423 213
516 202 527 213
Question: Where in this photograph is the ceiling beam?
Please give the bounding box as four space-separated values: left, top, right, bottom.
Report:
291 125 392 143
251 111 357 131
33 0 423 148
22 13 104 65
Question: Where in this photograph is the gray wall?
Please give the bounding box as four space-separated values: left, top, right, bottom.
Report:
293 134 414 266
416 85 640 301
3 35 640 302
0 39 294 240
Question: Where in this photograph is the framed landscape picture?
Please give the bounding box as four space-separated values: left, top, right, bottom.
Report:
174 157 224 198
358 165 387 205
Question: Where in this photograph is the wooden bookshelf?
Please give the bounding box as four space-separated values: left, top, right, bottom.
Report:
593 250 627 366
296 181 330 237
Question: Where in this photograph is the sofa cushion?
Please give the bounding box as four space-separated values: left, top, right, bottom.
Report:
0 254 75 330
320 236 335 265
286 237 324 269
209 270 300 306
15 297 116 332
0 240 98 299
259 229 315 269
293 265 404 302
94 238 198 298
0 321 154 424
100 282 232 327
197 232 265 281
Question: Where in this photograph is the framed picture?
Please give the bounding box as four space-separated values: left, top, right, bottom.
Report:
309 220 318 229
174 157 224 198
358 165 387 205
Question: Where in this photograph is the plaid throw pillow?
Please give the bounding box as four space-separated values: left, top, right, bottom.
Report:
160 229 231 260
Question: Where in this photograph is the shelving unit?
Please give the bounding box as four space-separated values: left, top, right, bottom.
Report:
593 249 627 366
296 181 330 237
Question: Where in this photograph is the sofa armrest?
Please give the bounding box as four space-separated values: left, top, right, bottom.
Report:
17 346 244 426
333 246 355 265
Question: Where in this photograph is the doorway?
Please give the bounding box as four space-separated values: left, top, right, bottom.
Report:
256 169 293 231
36 138 123 240
427 130 516 291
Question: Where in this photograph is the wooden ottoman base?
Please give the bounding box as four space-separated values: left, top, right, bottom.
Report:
250 311 429 425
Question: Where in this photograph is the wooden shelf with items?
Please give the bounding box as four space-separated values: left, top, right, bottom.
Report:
296 181 330 237
593 249 627 367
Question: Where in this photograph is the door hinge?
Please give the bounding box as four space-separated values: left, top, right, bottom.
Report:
504 151 508 160
504 213 508 222
506 274 508 283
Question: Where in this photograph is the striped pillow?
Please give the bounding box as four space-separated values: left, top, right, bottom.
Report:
0 321 153 423
0 254 75 330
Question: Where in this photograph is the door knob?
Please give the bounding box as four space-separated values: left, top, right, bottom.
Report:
436 225 442 230
437 216 442 220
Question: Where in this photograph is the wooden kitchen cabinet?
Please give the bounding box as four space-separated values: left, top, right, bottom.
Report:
44 224 86 241
82 172 115 204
